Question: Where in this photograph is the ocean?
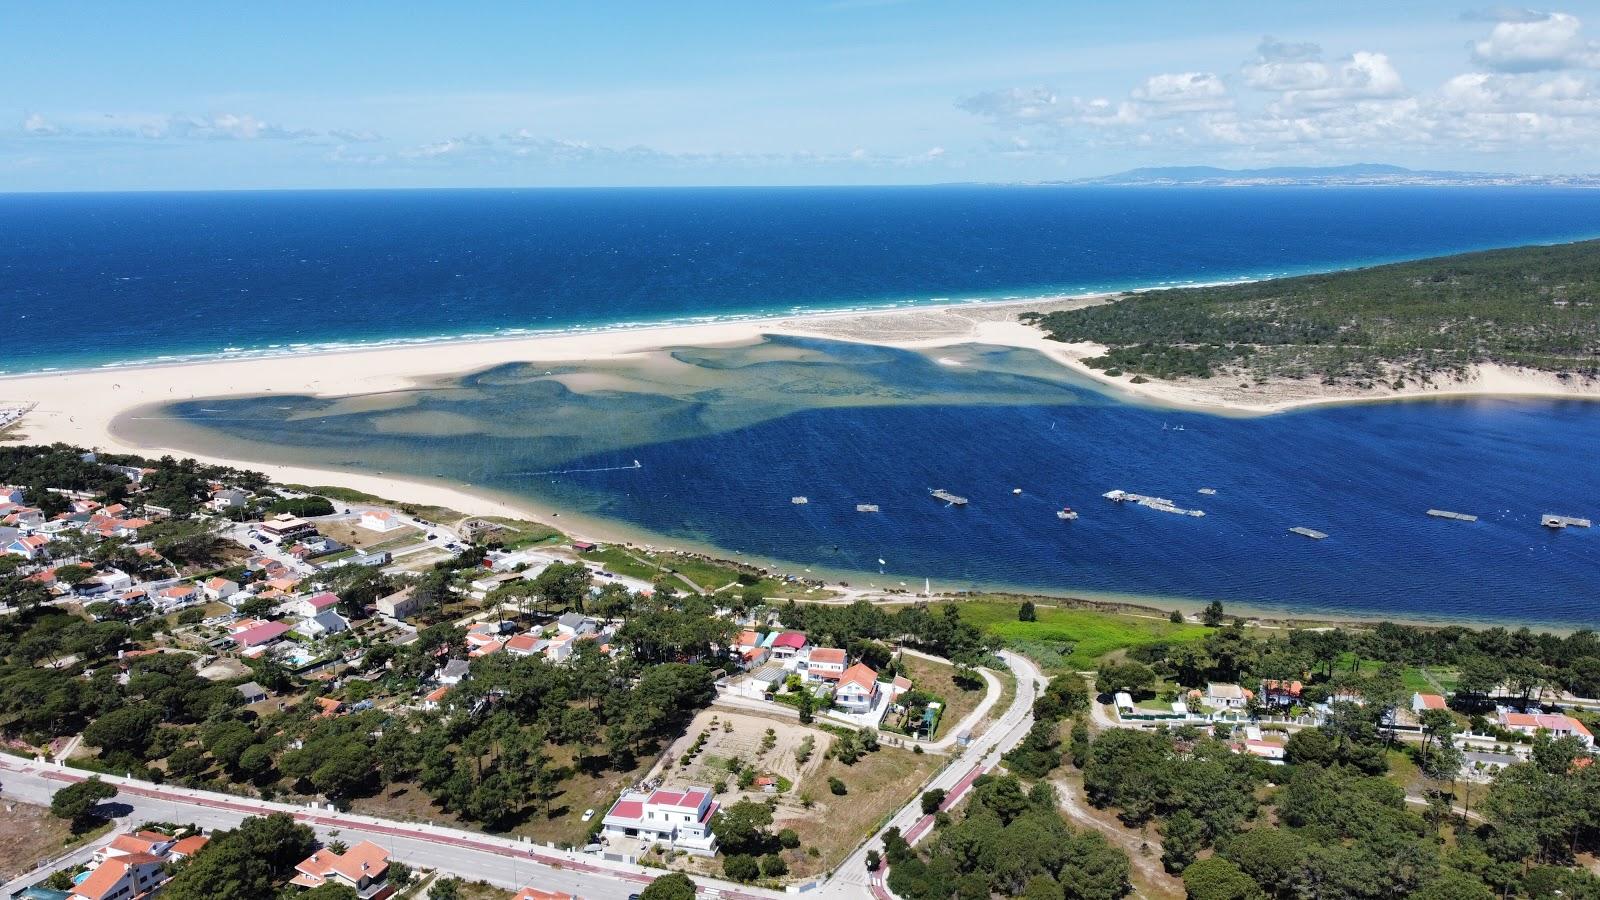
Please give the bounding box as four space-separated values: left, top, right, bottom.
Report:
7 185 1600 372
11 186 1600 625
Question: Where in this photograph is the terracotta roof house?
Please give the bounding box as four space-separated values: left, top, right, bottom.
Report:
290 840 393 897
230 620 290 648
69 853 167 900
835 663 882 713
1412 692 1448 712
803 647 848 682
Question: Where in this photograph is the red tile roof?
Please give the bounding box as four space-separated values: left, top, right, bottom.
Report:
773 631 807 649
231 621 290 647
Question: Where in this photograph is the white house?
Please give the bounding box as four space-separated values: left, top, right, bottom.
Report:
296 591 341 618
300 609 349 637
834 662 882 713
5 533 50 560
154 583 200 612
770 631 808 661
209 489 247 510
1412 692 1448 714
358 510 405 532
556 612 597 637
1497 709 1594 747
203 576 239 602
803 647 848 683
600 785 719 855
1204 683 1254 709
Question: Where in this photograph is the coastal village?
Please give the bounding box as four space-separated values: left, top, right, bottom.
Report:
5 441 1600 900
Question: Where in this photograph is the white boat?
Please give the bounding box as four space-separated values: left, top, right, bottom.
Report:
1057 507 1079 521
1012 488 1023 495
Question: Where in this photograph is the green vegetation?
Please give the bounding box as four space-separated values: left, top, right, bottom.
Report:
1025 239 1600 385
887 775 1130 900
956 599 1208 670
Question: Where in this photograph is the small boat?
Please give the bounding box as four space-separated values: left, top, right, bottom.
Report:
1012 488 1023 495
791 496 808 505
1056 507 1079 521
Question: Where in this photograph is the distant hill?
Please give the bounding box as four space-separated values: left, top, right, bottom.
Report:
1023 239 1600 385
1068 164 1600 187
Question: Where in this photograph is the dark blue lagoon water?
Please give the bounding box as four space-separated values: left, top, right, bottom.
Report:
8 185 1600 372
125 337 1600 626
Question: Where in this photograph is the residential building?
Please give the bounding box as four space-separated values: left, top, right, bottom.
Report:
1497 708 1594 747
834 662 881 713
505 634 548 657
1259 679 1304 707
296 592 341 617
290 840 394 898
209 489 247 509
154 583 200 612
5 533 50 560
770 631 808 661
437 658 471 685
202 576 239 601
358 510 405 532
513 889 575 900
1205 683 1254 709
237 681 269 704
230 619 290 649
376 586 420 620
300 609 349 637
600 785 719 855
261 513 316 541
1412 692 1448 714
95 831 176 863
69 853 167 900
556 612 597 636
803 647 848 682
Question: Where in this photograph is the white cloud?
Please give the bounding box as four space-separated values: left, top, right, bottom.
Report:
1243 37 1331 91
21 113 60 136
20 111 320 141
1272 52 1407 112
1130 72 1231 115
1471 11 1600 72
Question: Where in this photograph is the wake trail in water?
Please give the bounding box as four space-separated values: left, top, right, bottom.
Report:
512 460 644 477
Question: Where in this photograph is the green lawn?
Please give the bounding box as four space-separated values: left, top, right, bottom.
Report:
958 599 1209 671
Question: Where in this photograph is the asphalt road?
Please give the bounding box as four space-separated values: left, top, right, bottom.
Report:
0 757 781 900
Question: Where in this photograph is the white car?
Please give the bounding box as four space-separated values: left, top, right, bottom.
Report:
581 808 596 822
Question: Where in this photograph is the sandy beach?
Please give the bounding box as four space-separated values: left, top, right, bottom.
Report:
4 293 1598 543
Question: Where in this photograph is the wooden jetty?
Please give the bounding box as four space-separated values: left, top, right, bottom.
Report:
856 504 880 513
930 489 968 507
1427 509 1478 522
1543 514 1592 529
1103 489 1206 517
1289 527 1328 539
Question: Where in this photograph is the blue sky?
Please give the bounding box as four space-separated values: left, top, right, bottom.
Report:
5 1 1600 190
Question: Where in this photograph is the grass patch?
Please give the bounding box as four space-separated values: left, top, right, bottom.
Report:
588 546 834 600
899 655 984 740
776 745 941 880
957 599 1208 671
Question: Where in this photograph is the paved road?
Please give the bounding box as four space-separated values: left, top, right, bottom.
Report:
820 650 1045 899
0 758 781 900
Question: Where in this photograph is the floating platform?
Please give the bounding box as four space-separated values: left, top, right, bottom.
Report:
791 496 808 505
1427 509 1478 522
1289 527 1328 539
1103 489 1205 517
856 504 880 513
1543 514 1592 529
930 489 968 506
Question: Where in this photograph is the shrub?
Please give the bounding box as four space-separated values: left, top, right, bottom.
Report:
723 854 760 882
829 777 847 795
